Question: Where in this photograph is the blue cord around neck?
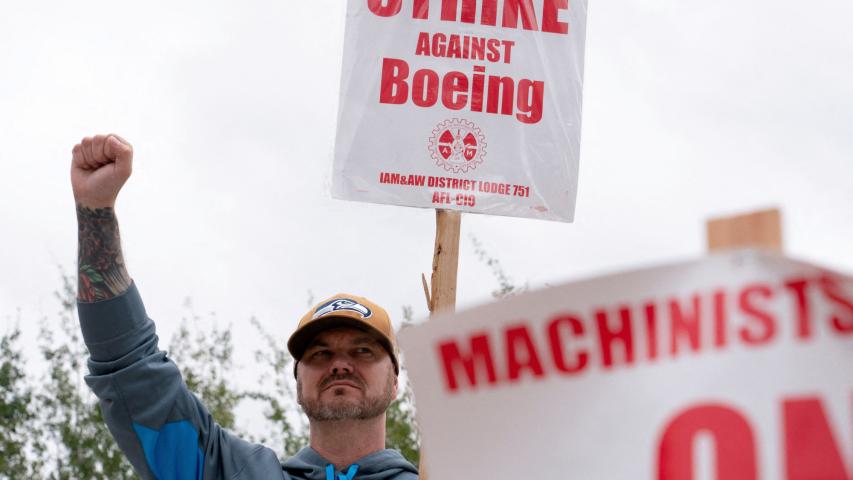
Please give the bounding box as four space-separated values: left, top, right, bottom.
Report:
326 463 359 480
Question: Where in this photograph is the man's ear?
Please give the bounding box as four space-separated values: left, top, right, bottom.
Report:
295 369 305 406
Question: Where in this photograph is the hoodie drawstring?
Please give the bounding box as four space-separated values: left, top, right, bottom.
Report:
326 463 359 480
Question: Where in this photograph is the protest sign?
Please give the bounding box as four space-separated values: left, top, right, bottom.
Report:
399 250 853 479
332 0 589 222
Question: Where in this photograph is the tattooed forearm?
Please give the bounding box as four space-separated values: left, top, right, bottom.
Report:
76 205 132 302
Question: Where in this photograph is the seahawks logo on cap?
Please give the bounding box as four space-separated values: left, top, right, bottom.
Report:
312 299 372 320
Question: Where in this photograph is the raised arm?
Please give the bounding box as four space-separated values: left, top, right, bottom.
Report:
71 134 133 302
70 135 281 479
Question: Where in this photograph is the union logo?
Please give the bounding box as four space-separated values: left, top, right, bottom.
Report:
428 118 486 174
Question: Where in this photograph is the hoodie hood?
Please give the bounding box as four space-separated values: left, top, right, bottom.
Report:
282 447 418 480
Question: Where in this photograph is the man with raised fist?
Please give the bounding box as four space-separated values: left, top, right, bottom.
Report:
72 134 418 479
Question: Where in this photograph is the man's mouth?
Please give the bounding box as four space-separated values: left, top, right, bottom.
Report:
324 381 360 391
320 376 364 391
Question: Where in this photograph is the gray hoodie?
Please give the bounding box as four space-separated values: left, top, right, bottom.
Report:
284 447 417 479
78 282 418 480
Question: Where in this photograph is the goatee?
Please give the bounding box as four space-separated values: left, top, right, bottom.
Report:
297 371 395 421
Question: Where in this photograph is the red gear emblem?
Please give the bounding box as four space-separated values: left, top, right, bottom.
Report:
428 118 486 174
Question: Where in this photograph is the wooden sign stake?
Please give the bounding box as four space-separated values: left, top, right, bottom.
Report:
706 208 783 252
425 209 462 315
418 209 461 480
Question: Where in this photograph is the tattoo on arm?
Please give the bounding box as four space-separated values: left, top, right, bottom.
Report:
77 205 132 302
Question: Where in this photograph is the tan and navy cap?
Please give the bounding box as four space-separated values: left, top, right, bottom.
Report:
287 294 399 377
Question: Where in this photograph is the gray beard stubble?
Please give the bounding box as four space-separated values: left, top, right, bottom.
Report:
297 370 395 421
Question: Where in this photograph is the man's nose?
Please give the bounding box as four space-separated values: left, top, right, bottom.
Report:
330 358 353 375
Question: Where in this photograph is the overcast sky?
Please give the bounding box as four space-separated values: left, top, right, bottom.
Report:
2 0 851 381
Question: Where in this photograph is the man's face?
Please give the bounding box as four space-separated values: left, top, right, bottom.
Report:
296 326 397 422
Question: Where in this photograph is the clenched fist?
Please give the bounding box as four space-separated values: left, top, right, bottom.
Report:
71 134 133 208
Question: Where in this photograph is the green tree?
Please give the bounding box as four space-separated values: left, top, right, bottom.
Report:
1 274 425 477
385 379 420 466
471 234 527 299
385 305 420 466
244 317 309 457
35 274 135 479
168 305 244 432
0 323 41 479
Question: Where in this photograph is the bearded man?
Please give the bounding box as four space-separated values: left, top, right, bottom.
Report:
71 133 419 479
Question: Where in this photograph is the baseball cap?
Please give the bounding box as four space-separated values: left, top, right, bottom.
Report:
288 294 399 377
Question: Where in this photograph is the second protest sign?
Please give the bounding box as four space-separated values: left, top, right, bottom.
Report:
400 251 853 478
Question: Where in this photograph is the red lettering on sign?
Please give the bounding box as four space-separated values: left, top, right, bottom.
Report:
784 278 813 339
547 314 587 374
379 58 409 104
440 0 477 23
783 396 853 479
654 395 853 478
713 289 728 348
438 333 498 391
412 69 440 107
486 75 514 116
595 306 634 368
481 0 498 25
435 274 852 393
484 38 500 62
502 0 539 30
657 404 758 480
644 302 659 361
471 66 485 111
472 39 486 61
442 71 469 110
516 78 544 124
820 274 853 333
413 0 429 19
414 33 429 56
506 324 545 380
367 0 402 17
384 0 570 35
379 58 545 124
739 283 776 345
670 294 701 355
415 33 515 64
542 0 569 34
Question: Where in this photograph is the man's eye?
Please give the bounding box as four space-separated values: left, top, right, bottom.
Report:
355 347 374 355
311 350 331 358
